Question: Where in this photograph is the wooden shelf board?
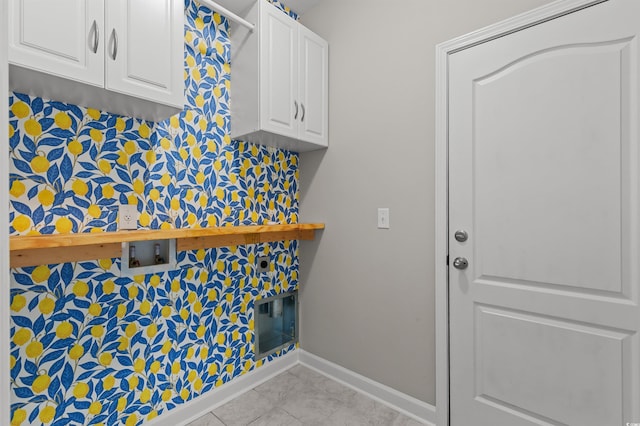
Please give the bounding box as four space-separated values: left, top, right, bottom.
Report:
10 224 324 268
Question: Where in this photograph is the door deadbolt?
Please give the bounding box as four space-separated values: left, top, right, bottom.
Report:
454 230 468 242
453 257 468 270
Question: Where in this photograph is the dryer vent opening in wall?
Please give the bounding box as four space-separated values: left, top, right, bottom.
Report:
255 291 298 359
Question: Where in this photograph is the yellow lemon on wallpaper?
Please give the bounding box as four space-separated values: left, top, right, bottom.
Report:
213 86 222 99
12 214 31 232
140 388 151 403
102 184 114 199
179 147 188 161
98 159 112 175
117 337 128 351
89 401 102 415
8 124 15 139
187 291 197 304
139 299 151 315
148 188 160 201
38 405 56 424
170 116 180 129
24 118 42 137
10 294 26 312
134 357 145 373
216 333 225 345
11 101 30 118
55 217 73 234
88 303 102 316
87 108 101 120
160 137 171 151
179 308 189 321
147 410 158 421
130 375 141 389
133 179 144 195
187 369 197 383
214 305 223 318
195 94 205 108
171 361 181 375
194 171 206 185
160 221 172 230
128 286 139 299
91 325 104 338
195 16 204 29
30 155 49 173
215 114 225 128
99 352 112 366
223 62 231 74
180 388 190 401
72 179 89 196
199 271 208 284
117 397 127 412
11 408 27 426
89 128 103 142
103 375 115 391
170 197 180 211
194 301 203 314
102 280 114 295
192 146 202 159
225 361 233 373
139 122 151 139
207 289 217 302
149 275 161 287
161 340 172 354
196 324 206 338
67 139 83 156
38 189 55 207
124 140 137 155
185 346 195 359
147 323 158 338
213 159 222 172
56 321 73 339
69 344 84 360
13 328 31 346
116 151 128 166
208 362 217 376
73 280 89 297
161 389 172 402
198 40 207 56
161 305 172 318
200 346 209 360
38 297 55 315
146 150 156 164
139 211 150 227
125 323 137 338
161 173 171 186
26 340 43 358
150 360 161 374
74 382 89 399
32 374 51 394
86 204 101 220
10 180 25 197
115 117 126 132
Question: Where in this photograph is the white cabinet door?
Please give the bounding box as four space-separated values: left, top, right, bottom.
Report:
9 0 104 87
260 1 298 139
106 0 184 108
298 25 328 146
448 0 640 424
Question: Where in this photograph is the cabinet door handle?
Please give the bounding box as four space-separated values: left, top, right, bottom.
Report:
110 29 118 60
301 103 305 122
91 20 99 54
294 101 299 120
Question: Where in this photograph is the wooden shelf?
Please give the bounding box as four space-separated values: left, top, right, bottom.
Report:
10 223 324 268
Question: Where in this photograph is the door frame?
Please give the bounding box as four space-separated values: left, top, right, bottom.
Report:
434 1 607 425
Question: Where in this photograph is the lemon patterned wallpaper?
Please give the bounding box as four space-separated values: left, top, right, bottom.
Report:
9 1 300 425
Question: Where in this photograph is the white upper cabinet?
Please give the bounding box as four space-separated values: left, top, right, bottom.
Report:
231 0 328 152
8 0 184 122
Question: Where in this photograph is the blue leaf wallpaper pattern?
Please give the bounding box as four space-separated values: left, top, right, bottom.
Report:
8 1 301 425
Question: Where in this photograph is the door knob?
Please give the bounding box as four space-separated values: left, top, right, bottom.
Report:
453 257 468 270
454 230 468 242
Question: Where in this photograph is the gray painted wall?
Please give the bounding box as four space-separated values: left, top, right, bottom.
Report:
298 0 553 404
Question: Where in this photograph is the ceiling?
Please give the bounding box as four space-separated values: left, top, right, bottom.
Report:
212 0 323 17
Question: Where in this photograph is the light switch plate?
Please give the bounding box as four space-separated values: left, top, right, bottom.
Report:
377 208 390 229
119 205 138 230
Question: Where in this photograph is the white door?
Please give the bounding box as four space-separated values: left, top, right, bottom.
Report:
260 1 298 139
298 25 328 146
449 1 640 425
105 0 183 108
8 0 104 87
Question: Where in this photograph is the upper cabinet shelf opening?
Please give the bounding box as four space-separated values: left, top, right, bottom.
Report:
230 0 329 152
8 0 185 122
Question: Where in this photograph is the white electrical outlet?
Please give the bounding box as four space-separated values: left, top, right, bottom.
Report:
119 205 138 230
377 208 390 229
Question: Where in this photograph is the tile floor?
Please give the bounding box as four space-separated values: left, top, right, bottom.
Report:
187 365 425 426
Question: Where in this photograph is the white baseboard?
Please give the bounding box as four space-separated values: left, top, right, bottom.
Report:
148 350 299 426
148 349 437 426
298 350 436 425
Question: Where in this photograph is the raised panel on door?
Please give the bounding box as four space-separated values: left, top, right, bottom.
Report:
298 25 328 146
105 0 184 108
448 0 640 425
8 0 104 87
260 1 298 138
